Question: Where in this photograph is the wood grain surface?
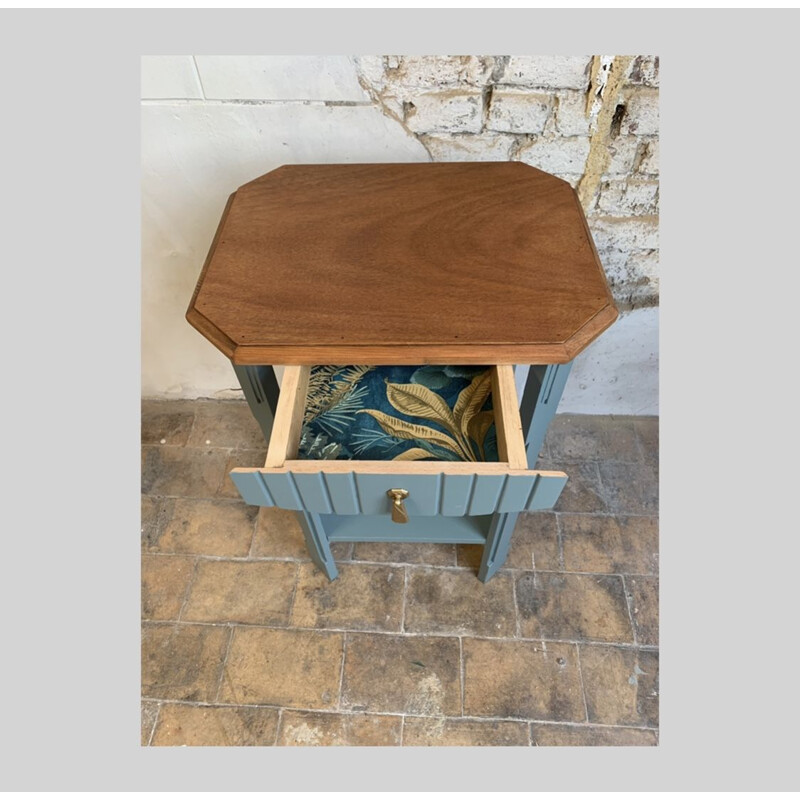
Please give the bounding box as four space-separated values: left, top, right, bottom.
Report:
187 162 617 364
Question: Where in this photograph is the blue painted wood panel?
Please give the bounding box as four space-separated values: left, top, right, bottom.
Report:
478 511 519 582
528 472 568 509
356 474 442 515
293 472 334 514
322 513 491 543
467 475 506 515
440 474 475 516
229 468 567 516
323 472 360 514
229 470 274 507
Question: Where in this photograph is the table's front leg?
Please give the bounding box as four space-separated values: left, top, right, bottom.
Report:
518 362 573 468
478 511 519 583
232 362 339 579
232 363 280 445
297 511 339 581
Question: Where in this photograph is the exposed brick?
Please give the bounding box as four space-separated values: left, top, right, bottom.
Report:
626 250 660 288
589 217 659 252
628 55 659 87
595 248 628 280
384 55 492 89
421 133 516 162
597 180 659 216
605 136 640 177
517 136 590 176
597 248 660 306
638 139 659 176
353 55 386 87
404 90 483 134
555 91 591 136
621 89 659 136
504 55 591 90
487 88 551 134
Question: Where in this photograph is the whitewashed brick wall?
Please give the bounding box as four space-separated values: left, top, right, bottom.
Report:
142 55 659 414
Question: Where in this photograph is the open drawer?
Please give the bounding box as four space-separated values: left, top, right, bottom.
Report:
230 364 567 518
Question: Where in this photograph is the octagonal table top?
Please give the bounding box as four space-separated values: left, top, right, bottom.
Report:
186 161 617 365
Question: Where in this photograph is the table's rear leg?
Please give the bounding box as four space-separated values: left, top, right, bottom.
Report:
478 363 574 580
519 362 573 468
232 363 280 445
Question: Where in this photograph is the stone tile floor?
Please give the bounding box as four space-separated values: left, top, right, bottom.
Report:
141 400 659 747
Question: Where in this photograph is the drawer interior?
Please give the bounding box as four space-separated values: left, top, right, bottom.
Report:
266 364 527 471
300 365 499 462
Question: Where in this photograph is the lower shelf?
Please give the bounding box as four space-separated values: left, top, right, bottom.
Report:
321 513 492 544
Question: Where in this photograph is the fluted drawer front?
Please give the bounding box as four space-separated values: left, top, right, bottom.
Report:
230 467 566 516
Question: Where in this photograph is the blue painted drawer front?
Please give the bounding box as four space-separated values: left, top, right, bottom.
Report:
229 468 567 515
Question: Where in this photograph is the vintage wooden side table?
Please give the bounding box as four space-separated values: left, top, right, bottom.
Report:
186 162 617 582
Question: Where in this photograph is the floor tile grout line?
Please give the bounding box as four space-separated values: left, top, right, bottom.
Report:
554 512 566 570
142 443 262 454
511 577 521 639
632 419 650 463
400 566 408 632
588 461 609 514
286 562 300 626
274 708 283 746
528 721 534 747
459 636 465 716
140 697 658 731
247 511 259 559
141 493 251 507
175 558 200 622
142 551 658 579
575 644 590 724
399 715 405 746
621 574 639 645
144 552 313 564
554 510 658 519
141 495 166 550
213 626 236 703
184 409 200 450
146 702 161 746
337 633 348 711
142 618 651 649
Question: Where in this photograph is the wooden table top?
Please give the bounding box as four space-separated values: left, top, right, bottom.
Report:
187 162 617 365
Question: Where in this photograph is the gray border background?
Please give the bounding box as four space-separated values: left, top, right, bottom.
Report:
1 8 797 792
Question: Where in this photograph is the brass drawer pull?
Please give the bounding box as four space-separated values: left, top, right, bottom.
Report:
387 489 409 524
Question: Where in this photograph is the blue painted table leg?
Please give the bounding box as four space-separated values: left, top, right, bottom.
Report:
519 362 573 468
297 510 339 580
231 363 337 578
232 363 280 444
478 511 519 582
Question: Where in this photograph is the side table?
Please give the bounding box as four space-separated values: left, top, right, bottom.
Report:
186 162 617 582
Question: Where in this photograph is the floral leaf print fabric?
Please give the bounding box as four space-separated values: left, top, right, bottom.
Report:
298 365 498 462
